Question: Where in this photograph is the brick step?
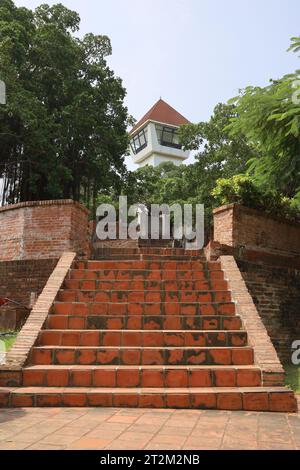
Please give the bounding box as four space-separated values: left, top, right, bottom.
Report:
140 250 202 255
58 290 232 303
30 346 254 366
1 387 297 412
93 246 198 253
46 314 243 331
139 240 173 245
75 261 220 270
65 279 228 291
139 249 202 256
52 301 236 317
71 260 221 272
22 365 262 388
69 268 223 280
65 277 227 290
93 253 205 258
94 247 197 253
93 246 191 252
139 256 207 261
38 330 248 348
94 255 208 261
138 239 173 246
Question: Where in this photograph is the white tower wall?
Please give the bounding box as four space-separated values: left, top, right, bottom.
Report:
130 122 190 168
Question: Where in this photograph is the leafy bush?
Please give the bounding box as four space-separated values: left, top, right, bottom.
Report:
212 175 260 207
212 175 300 223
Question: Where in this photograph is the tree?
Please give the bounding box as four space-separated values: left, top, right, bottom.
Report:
180 103 254 177
227 37 300 199
0 0 130 210
119 105 255 233
179 103 256 225
122 162 200 211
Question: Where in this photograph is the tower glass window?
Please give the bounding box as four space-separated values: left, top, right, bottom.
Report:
130 127 148 154
155 124 181 149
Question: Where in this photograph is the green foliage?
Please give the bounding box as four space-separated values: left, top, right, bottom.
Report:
178 103 256 227
0 0 129 208
124 162 195 208
227 37 300 198
94 193 120 216
122 36 300 229
0 332 17 350
288 37 300 56
212 175 260 207
118 105 256 232
284 365 300 393
2 0 299 228
212 175 300 223
180 103 256 179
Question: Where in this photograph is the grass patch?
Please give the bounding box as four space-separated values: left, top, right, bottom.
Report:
0 333 18 351
284 364 300 393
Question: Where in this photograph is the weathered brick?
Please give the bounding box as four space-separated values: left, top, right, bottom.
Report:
0 200 89 262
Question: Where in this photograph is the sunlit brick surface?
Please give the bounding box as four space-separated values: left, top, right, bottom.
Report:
0 249 297 412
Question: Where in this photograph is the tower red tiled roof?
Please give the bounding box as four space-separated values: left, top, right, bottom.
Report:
130 99 190 134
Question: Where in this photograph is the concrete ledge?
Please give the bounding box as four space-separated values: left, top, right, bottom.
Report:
219 255 286 387
1 252 76 372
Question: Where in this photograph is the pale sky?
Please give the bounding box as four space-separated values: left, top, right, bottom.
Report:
14 0 300 169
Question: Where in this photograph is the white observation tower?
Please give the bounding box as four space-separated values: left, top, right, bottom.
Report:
129 98 191 168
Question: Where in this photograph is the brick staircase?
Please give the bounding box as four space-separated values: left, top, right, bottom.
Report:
93 246 187 260
0 249 297 411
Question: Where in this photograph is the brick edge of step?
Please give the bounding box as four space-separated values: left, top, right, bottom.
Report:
37 329 248 348
20 364 263 388
45 315 243 331
0 386 297 412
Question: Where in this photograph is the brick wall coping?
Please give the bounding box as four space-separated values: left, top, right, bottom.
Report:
0 199 89 215
220 255 286 387
213 203 236 215
0 259 59 269
206 241 300 269
2 252 76 370
213 203 300 228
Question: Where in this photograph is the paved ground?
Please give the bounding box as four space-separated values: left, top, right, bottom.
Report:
0 406 300 450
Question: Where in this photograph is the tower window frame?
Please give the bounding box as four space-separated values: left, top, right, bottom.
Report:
155 124 182 149
130 127 148 154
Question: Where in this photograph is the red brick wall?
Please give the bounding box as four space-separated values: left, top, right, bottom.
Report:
212 204 300 363
0 258 58 331
0 259 58 306
220 256 286 386
213 204 300 257
0 200 90 261
213 205 235 247
237 261 300 364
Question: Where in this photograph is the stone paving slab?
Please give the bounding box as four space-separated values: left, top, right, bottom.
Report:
0 405 299 450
